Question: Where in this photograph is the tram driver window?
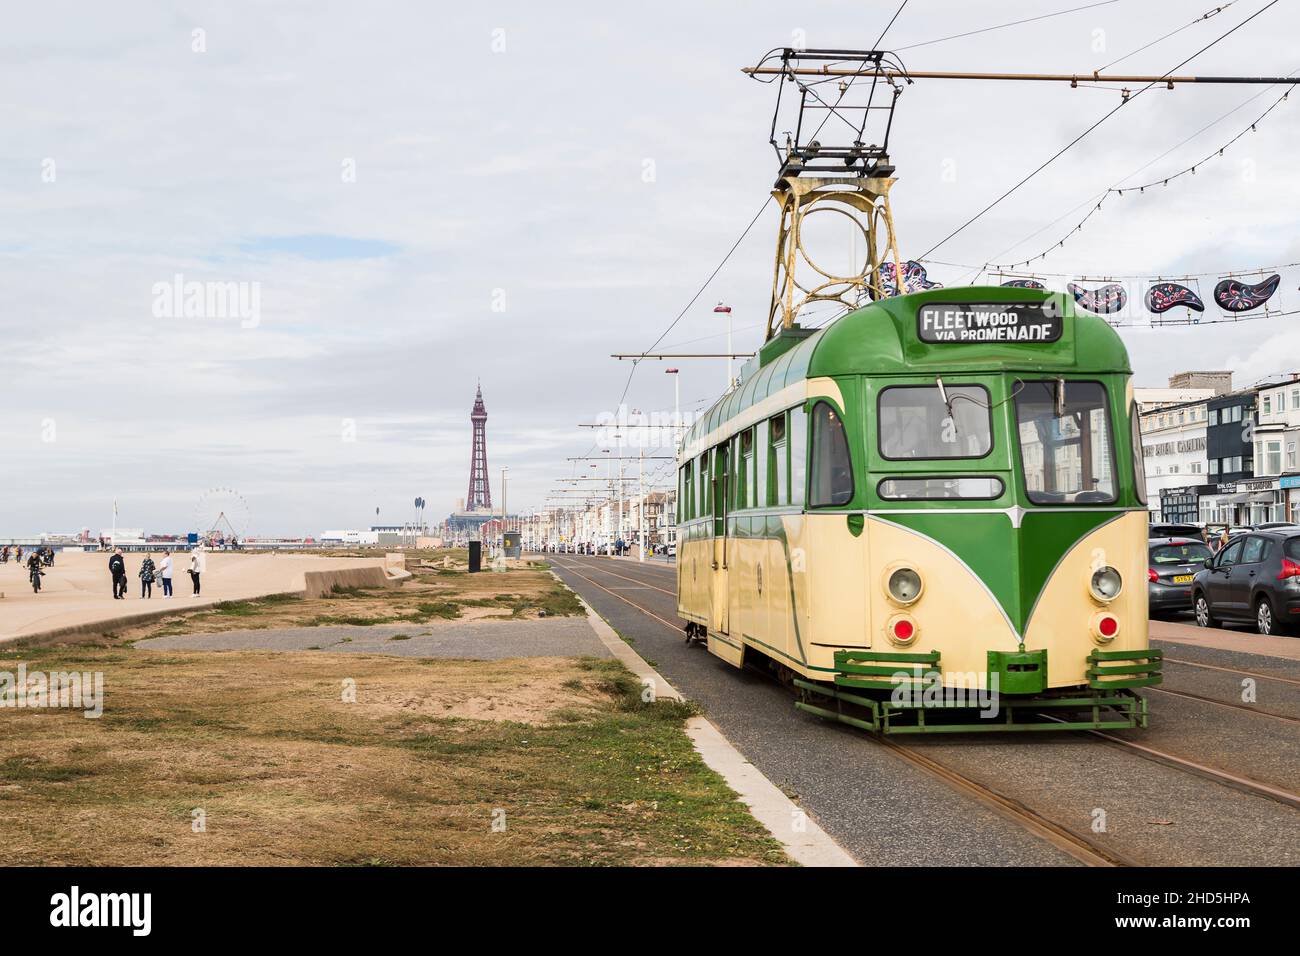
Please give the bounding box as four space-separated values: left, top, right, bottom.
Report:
809 402 854 507
1014 380 1116 504
878 384 992 460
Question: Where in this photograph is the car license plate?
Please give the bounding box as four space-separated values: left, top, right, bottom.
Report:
1173 574 1194 584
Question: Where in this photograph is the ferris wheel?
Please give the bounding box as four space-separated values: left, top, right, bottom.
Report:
193 487 251 546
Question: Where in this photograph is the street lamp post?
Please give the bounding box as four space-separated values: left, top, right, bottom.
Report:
501 466 509 553
665 367 680 448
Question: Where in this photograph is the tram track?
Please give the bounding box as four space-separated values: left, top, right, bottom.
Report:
548 554 1300 865
1162 655 1300 687
548 555 1128 866
871 736 1131 867
1047 718 1300 812
1145 684 1300 725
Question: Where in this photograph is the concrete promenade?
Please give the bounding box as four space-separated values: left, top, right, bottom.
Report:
0 551 385 643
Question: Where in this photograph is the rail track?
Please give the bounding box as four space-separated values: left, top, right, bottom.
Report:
1162 655 1300 687
1145 684 1300 725
549 554 1300 866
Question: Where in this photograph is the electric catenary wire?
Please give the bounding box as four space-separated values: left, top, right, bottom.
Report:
894 0 1121 53
1097 1 1238 73
983 85 1293 271
916 0 1282 261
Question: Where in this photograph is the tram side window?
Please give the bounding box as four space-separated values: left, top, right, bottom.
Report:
790 406 807 507
1130 404 1147 505
1014 381 1116 504
682 461 693 520
698 454 710 518
809 402 854 507
737 428 754 509
768 412 788 506
712 444 728 535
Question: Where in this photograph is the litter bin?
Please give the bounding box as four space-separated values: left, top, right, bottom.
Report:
468 540 482 573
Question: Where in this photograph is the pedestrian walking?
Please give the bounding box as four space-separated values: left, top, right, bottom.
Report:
109 548 127 599
188 546 205 596
159 550 174 597
139 554 156 599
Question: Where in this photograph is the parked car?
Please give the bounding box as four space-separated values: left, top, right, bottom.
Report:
1149 537 1214 615
1191 528 1300 635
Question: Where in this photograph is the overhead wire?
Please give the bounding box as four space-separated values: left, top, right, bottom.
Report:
916 0 1283 261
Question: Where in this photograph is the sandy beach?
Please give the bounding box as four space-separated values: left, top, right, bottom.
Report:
0 550 385 642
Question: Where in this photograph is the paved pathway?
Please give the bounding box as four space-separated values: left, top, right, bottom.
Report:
135 616 612 659
1149 617 1300 661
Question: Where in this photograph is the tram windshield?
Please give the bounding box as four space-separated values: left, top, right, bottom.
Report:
1014 380 1116 504
878 384 992 459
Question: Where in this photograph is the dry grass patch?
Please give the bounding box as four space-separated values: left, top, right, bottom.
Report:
108 560 581 643
0 644 788 867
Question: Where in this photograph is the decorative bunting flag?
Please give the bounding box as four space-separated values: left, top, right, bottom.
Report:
876 259 942 297
1068 282 1127 315
1145 282 1205 314
1213 273 1281 312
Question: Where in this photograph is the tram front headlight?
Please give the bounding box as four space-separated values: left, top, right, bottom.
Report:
886 566 923 606
1089 566 1123 603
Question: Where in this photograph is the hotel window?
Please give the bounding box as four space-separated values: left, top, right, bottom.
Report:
1280 393 1288 412
1209 408 1219 426
1264 395 1272 415
1267 441 1283 475
1209 458 1219 475
1290 442 1297 471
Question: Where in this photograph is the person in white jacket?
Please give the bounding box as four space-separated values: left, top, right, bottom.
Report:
159 550 174 598
188 546 206 596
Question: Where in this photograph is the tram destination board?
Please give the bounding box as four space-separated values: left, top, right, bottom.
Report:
917 302 1062 344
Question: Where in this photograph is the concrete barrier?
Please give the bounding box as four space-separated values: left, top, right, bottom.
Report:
302 566 393 599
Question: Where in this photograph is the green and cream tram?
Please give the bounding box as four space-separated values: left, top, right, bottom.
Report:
675 286 1162 733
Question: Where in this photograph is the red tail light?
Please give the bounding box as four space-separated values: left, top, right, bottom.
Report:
1098 615 1119 638
893 619 914 642
1148 568 1158 582
1277 557 1300 580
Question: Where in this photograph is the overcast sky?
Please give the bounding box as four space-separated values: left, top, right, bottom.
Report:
3 0 1299 536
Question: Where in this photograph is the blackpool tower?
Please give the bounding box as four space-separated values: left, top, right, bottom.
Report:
466 384 491 510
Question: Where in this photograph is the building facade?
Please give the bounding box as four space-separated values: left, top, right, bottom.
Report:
1139 399 1210 522
1198 389 1262 525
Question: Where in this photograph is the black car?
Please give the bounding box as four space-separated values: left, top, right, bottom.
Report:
1148 537 1214 615
1192 528 1300 635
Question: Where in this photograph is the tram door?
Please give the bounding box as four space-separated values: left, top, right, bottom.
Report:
710 443 729 634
